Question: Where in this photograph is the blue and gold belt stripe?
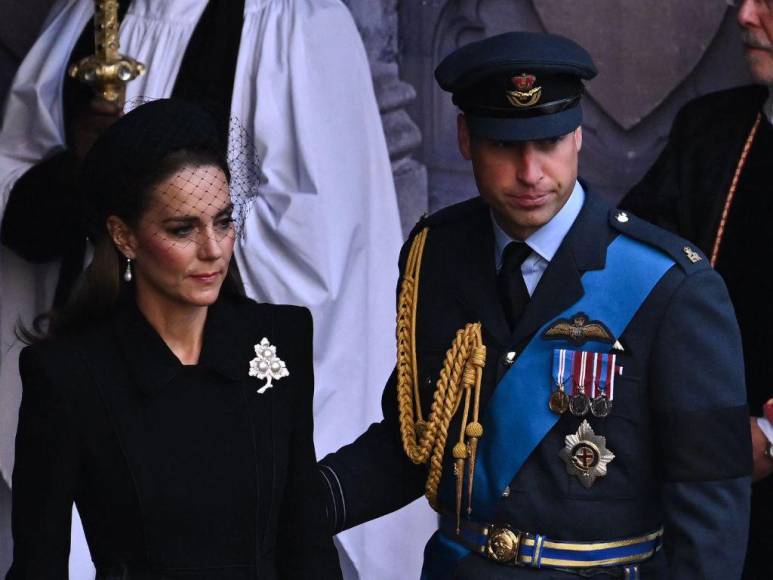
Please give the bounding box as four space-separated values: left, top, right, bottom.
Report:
440 515 662 570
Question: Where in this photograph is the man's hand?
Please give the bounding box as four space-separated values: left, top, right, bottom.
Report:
72 98 123 160
750 417 773 482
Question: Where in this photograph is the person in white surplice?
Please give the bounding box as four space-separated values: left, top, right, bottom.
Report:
0 1 436 578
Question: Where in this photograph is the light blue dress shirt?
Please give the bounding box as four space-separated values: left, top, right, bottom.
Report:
492 180 585 296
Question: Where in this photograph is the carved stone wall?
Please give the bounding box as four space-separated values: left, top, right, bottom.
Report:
399 0 753 210
343 0 428 236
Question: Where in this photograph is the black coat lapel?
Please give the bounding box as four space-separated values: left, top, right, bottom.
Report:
509 192 610 348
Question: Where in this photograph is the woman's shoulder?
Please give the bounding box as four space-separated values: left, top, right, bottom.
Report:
20 312 121 381
18 324 109 398
219 293 312 329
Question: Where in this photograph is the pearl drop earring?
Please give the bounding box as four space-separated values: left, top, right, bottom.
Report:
123 258 133 282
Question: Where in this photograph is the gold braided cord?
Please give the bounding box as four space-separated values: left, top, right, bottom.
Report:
710 112 761 267
396 227 487 519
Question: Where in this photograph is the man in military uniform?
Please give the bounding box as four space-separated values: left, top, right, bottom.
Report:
621 2 773 576
320 32 751 579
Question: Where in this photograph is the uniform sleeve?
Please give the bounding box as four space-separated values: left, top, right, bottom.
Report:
7 345 79 579
319 370 427 533
650 268 751 580
318 235 427 533
276 308 342 580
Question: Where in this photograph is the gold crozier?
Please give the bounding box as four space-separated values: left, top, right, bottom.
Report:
68 0 146 104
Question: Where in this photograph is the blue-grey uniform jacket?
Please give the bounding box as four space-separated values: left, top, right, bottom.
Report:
320 192 752 579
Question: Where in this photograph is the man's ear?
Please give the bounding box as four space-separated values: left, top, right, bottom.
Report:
457 113 472 160
106 215 137 259
574 126 583 153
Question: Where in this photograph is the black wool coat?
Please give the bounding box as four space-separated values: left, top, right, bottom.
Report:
8 293 342 580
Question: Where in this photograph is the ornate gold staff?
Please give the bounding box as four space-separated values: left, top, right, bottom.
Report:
68 0 146 103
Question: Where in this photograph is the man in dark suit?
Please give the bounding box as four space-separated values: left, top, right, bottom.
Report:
621 1 773 577
320 31 752 579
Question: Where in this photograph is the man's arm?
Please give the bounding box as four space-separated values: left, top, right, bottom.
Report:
319 368 427 533
650 268 751 579
1 99 121 262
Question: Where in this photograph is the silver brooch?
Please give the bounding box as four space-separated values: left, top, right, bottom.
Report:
559 420 615 488
249 338 289 394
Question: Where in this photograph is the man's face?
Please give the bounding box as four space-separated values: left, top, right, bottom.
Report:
457 115 581 240
737 0 773 84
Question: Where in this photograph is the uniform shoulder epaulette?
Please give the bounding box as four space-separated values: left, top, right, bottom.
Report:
407 197 487 239
608 208 709 274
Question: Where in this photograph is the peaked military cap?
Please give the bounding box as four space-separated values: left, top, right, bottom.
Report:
435 31 597 141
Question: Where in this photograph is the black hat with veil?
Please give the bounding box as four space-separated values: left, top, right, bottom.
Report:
79 98 258 244
25 98 259 340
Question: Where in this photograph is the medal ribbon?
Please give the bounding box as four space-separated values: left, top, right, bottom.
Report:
422 234 675 579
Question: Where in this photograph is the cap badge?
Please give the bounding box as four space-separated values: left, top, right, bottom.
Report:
507 73 542 108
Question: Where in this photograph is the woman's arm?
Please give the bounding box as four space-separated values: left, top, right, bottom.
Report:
7 345 80 579
276 307 342 580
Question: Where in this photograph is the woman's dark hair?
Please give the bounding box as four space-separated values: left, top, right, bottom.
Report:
21 99 241 342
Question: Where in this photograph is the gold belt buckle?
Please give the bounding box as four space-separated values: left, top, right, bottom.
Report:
486 525 522 565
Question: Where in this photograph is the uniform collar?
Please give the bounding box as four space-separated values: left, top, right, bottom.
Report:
492 180 585 268
113 295 244 396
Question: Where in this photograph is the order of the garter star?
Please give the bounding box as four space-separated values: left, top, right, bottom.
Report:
249 338 289 394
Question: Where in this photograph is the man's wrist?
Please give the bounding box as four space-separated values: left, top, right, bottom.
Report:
765 441 773 461
755 414 773 463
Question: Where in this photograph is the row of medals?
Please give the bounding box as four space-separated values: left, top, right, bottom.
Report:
549 383 612 418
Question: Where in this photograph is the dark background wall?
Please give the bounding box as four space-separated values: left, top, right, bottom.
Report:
0 0 756 576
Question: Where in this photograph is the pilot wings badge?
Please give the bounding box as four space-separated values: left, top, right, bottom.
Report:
542 312 613 346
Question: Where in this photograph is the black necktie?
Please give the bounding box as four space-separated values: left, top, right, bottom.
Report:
498 242 532 330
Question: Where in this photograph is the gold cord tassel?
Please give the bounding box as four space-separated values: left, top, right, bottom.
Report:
397 227 486 525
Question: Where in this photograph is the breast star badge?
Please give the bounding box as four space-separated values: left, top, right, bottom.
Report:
559 420 615 488
249 338 289 394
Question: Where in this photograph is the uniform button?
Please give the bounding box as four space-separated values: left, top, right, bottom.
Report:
502 352 516 366
502 485 511 498
615 211 629 223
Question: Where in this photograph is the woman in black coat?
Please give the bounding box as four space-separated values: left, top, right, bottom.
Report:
7 99 342 580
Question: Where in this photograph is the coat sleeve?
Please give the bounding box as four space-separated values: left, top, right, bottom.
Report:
650 268 751 579
275 307 343 580
7 345 80 579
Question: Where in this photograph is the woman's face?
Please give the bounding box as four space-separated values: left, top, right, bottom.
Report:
127 163 235 310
